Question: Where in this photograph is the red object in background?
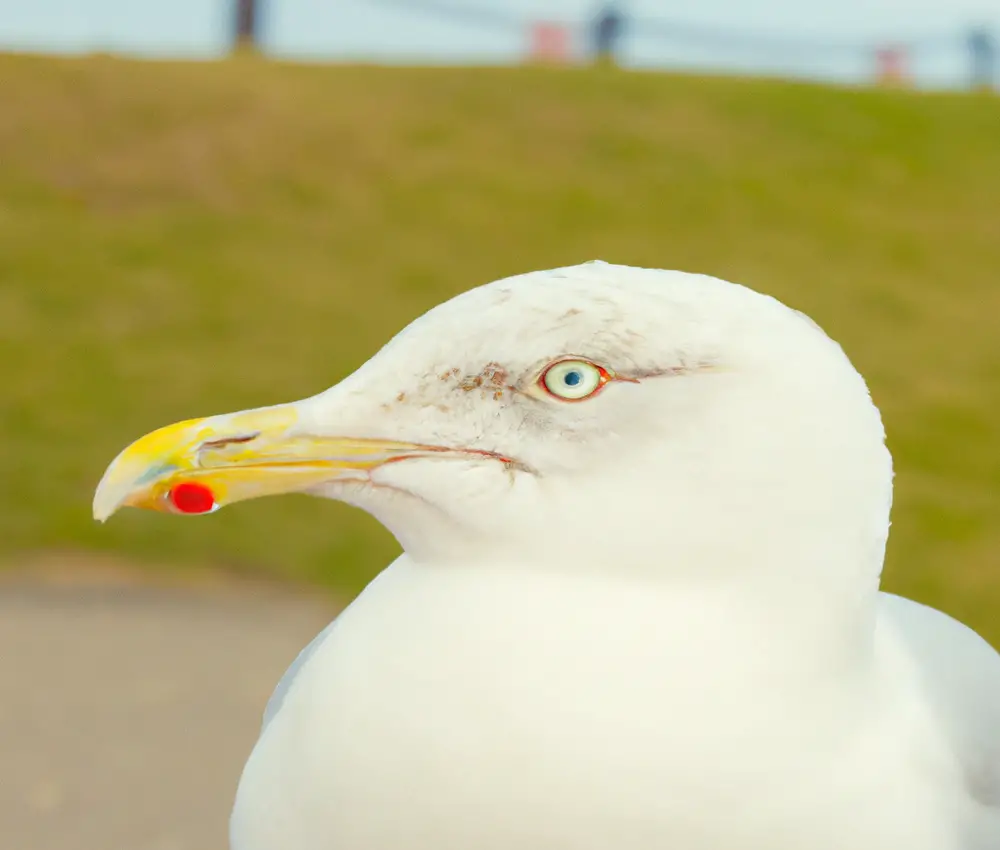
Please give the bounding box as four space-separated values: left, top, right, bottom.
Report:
876 45 910 86
529 22 572 63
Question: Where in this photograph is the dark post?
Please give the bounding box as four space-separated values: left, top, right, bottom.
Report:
234 0 259 51
968 26 996 91
593 3 624 67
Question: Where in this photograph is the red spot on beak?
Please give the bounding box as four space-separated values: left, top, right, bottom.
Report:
169 482 216 515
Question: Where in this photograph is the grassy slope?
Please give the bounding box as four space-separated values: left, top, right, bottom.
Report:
1 54 998 637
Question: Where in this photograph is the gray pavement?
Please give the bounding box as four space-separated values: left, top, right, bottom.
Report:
0 563 337 850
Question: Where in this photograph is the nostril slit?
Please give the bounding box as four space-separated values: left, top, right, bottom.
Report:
202 433 260 450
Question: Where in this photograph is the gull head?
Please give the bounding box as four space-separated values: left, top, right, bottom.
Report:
94 261 892 584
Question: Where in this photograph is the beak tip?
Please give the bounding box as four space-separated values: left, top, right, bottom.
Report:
92 460 128 524
92 501 114 523
92 489 119 524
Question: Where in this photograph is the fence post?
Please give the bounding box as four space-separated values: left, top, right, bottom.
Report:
593 3 624 67
233 0 260 52
968 26 996 91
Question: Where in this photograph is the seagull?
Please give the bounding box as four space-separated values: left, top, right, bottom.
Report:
93 261 1000 850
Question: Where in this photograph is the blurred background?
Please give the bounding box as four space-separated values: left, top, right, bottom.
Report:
1 1 998 849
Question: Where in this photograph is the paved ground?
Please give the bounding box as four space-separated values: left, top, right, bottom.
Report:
0 561 337 850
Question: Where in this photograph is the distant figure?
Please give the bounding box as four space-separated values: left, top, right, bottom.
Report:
593 3 624 66
968 26 996 91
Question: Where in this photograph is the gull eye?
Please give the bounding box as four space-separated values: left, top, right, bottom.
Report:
540 359 610 401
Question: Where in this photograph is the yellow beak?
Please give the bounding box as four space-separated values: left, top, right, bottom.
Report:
92 402 457 522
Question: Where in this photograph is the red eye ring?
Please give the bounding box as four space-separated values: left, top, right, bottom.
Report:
538 358 612 402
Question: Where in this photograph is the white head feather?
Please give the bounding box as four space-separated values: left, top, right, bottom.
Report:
297 261 892 646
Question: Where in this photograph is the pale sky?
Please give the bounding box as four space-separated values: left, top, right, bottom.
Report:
0 0 997 87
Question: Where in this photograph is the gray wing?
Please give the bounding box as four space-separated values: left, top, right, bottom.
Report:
879 592 1000 845
261 616 340 733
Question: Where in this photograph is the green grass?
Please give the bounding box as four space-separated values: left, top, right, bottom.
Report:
1 54 999 638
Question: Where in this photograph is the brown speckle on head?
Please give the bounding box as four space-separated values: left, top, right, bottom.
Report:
396 391 407 403
483 362 507 387
456 363 511 401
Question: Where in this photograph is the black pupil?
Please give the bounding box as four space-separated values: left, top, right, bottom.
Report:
564 370 583 387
